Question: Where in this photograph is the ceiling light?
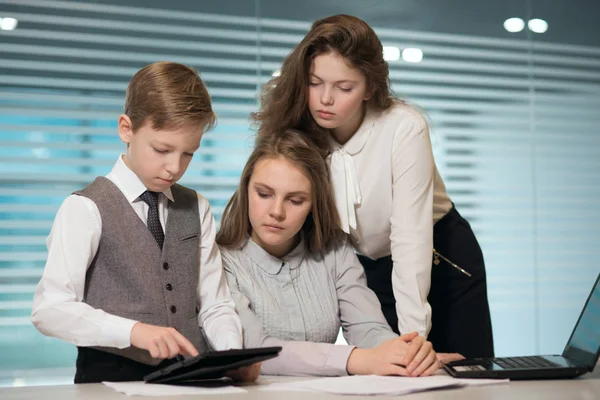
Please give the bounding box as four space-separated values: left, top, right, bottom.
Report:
401 48 423 63
383 46 400 61
528 18 548 34
0 17 18 31
503 17 525 33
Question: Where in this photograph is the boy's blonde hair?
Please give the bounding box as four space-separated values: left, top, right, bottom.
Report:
124 62 216 132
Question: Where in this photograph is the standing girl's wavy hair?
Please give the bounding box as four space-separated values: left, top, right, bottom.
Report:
216 129 343 253
252 14 400 156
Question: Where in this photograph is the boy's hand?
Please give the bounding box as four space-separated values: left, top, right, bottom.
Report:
130 322 199 359
224 362 262 382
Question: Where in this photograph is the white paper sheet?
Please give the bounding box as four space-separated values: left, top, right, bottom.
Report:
260 374 508 396
103 381 247 396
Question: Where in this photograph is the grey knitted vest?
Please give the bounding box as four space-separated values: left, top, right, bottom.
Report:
74 177 207 365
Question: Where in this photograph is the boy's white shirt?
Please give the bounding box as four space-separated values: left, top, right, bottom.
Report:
31 155 243 351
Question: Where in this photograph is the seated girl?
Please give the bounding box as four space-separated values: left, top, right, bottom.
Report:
216 130 440 377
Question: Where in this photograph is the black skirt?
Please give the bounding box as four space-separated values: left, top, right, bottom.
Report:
358 205 495 358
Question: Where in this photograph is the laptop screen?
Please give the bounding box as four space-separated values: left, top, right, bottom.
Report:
563 273 600 367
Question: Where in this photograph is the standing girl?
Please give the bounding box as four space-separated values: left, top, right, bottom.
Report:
253 14 494 358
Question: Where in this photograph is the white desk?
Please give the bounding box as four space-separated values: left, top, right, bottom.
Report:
1 369 598 400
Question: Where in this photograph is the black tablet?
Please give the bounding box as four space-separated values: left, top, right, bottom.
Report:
143 347 282 384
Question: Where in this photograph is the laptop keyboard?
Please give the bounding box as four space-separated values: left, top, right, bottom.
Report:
492 356 561 370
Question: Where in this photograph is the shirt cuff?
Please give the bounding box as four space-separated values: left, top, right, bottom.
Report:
324 345 356 376
100 315 139 349
209 325 243 351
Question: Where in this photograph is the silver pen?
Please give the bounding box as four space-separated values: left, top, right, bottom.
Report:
433 248 472 277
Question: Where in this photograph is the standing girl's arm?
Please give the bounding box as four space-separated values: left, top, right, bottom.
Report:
335 239 439 376
389 108 435 337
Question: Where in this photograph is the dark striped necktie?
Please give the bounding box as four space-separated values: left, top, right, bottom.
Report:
139 190 164 250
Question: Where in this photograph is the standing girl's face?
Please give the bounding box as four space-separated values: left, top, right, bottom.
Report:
248 156 313 258
307 52 371 143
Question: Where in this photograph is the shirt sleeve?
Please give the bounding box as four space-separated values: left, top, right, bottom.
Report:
31 195 138 348
196 194 243 351
221 251 355 376
334 240 399 347
389 111 434 337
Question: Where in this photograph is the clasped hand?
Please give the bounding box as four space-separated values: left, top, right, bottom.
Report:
347 331 440 376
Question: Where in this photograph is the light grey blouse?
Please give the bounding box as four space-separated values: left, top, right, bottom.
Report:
220 237 397 376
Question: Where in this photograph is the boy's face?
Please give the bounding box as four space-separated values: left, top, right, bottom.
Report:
118 115 202 192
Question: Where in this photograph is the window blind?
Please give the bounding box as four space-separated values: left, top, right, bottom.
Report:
0 0 598 378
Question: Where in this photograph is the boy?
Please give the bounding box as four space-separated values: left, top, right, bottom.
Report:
32 62 258 383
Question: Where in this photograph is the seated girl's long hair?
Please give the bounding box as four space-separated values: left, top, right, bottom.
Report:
217 129 343 254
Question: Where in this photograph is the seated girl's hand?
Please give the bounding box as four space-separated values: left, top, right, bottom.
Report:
347 332 416 376
346 331 439 377
437 353 465 363
224 362 262 382
400 332 439 377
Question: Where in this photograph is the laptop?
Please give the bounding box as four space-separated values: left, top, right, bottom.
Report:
144 346 282 384
443 273 600 380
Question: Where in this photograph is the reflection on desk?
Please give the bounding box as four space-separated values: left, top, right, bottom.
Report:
0 369 598 400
